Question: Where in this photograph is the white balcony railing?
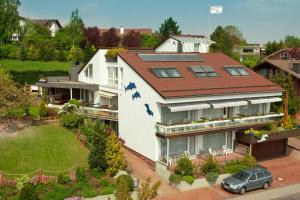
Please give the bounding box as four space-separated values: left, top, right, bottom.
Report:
81 107 118 120
156 113 284 134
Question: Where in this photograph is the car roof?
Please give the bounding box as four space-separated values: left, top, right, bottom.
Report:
242 167 267 174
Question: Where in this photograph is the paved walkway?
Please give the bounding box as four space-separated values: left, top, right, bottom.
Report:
288 137 300 150
228 183 300 200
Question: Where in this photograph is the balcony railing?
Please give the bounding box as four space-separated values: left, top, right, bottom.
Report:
81 107 118 121
156 113 284 134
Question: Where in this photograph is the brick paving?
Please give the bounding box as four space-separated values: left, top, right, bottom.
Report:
123 146 300 200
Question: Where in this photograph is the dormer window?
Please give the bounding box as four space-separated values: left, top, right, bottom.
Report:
152 68 181 78
225 67 250 76
190 66 218 77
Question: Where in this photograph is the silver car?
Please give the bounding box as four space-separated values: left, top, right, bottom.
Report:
221 166 273 194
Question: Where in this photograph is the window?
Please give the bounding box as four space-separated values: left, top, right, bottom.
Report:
85 69 88 77
190 66 218 77
194 43 200 52
225 67 250 76
152 68 181 78
249 174 257 181
88 64 93 78
257 172 264 179
108 67 118 85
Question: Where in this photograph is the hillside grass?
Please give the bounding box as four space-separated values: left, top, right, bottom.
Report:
0 125 89 174
0 59 70 72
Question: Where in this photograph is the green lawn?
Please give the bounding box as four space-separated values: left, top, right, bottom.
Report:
0 59 70 72
0 125 89 174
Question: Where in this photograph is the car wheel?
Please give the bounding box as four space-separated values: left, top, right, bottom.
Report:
240 187 246 195
263 182 269 189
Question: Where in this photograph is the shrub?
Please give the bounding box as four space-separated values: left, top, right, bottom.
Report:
16 175 30 190
60 114 84 128
174 156 193 176
80 120 96 145
76 167 88 183
201 156 220 175
27 44 40 60
116 175 134 192
169 174 181 185
39 101 48 117
281 115 296 129
68 98 81 108
115 176 131 200
0 186 18 199
99 186 115 195
205 172 219 183
8 45 20 59
100 178 110 187
57 174 71 184
105 131 126 176
105 48 126 61
224 160 248 174
267 123 278 133
80 187 98 198
19 183 39 200
58 103 80 115
90 168 103 179
182 176 195 185
137 178 161 200
241 154 256 167
28 105 40 120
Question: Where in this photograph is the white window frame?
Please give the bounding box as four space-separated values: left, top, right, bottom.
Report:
107 66 118 85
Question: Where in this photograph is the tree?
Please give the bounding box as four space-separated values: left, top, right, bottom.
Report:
159 17 181 40
264 40 284 56
284 35 300 48
83 44 96 63
84 26 102 47
137 178 161 200
105 130 126 176
141 33 159 48
0 0 20 43
0 69 22 116
241 55 261 69
101 28 120 47
67 45 83 62
88 121 108 171
22 21 51 48
123 30 141 47
19 45 27 61
224 25 245 45
270 71 300 115
115 177 132 200
210 26 234 56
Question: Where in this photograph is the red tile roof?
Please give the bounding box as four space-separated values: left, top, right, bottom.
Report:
118 52 283 99
99 28 152 36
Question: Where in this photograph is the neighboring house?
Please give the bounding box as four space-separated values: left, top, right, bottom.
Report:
233 44 264 61
99 27 152 37
155 35 214 53
12 16 62 41
36 36 300 169
265 48 300 60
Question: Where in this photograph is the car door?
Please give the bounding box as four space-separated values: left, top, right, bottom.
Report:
246 174 257 190
256 172 265 187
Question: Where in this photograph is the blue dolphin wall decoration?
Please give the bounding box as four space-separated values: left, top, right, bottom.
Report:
125 82 136 92
132 91 141 100
145 104 153 116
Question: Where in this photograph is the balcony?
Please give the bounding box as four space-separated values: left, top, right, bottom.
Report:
80 104 118 121
156 113 284 135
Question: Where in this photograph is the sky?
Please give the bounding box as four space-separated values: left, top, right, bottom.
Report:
19 0 300 44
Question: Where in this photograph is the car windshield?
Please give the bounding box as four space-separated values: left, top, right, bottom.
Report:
233 171 250 181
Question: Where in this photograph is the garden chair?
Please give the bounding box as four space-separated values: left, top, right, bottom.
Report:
222 145 233 157
208 148 217 158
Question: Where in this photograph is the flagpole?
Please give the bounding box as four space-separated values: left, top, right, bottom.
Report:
208 4 211 38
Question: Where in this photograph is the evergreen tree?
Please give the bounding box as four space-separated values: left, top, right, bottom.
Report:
88 121 108 171
137 178 161 200
115 177 132 200
19 45 27 61
159 17 181 40
105 130 126 176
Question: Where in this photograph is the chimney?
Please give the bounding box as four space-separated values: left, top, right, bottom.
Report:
120 26 124 36
292 62 300 74
70 61 81 81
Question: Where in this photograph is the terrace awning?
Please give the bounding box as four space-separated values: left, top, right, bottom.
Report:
97 91 117 99
248 97 282 104
167 103 211 112
211 100 248 109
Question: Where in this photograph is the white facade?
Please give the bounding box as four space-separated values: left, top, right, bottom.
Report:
155 36 213 53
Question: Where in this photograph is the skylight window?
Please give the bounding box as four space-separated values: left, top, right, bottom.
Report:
225 67 250 76
152 68 181 78
190 66 218 77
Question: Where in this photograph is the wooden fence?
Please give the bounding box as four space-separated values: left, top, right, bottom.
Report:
0 168 76 187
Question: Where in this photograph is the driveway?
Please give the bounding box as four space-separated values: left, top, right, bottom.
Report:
123 147 300 200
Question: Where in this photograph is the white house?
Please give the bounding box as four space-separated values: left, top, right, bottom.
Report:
37 36 297 169
155 35 214 53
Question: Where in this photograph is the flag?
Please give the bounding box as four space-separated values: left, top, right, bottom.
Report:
210 6 223 14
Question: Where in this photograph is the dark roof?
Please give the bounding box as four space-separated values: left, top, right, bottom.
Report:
36 81 99 91
99 28 152 36
256 59 300 80
118 52 283 99
21 17 62 28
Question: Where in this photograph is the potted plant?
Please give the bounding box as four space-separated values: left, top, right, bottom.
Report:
105 48 126 62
